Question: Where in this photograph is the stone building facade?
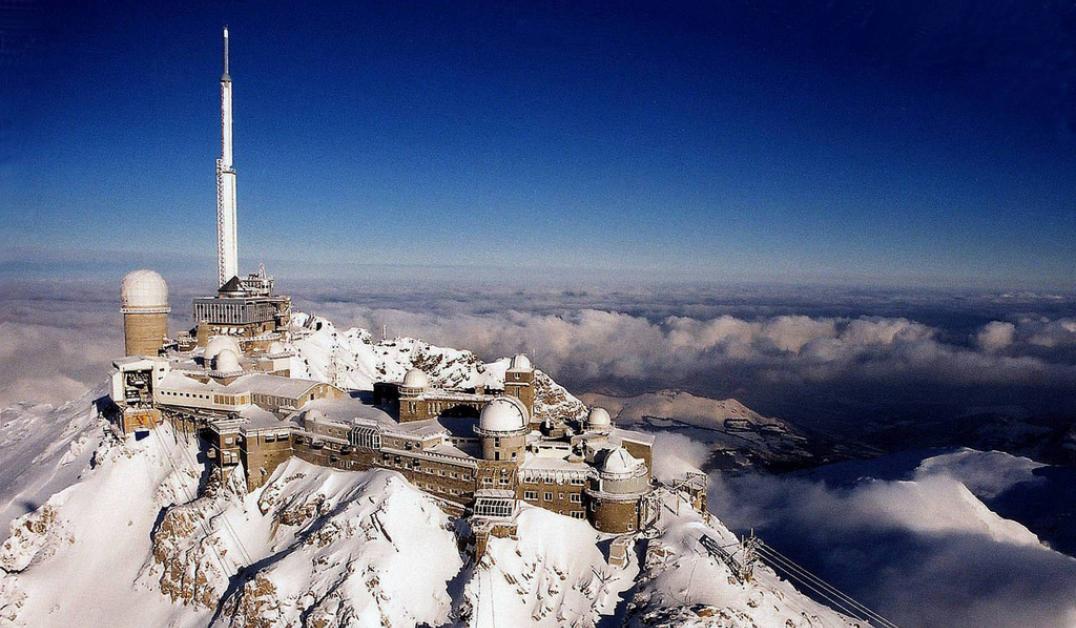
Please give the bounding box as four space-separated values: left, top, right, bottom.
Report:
108 272 657 534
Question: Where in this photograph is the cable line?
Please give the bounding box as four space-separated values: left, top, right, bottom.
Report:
752 540 898 628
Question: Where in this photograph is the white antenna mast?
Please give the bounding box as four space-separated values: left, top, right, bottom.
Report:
215 25 239 288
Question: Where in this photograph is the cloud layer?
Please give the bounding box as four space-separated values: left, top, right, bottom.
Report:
707 456 1076 627
2 279 1074 430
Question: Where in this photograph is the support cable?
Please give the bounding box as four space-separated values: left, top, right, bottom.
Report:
753 541 898 628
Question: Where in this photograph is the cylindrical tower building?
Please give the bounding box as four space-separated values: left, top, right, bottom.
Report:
587 447 650 533
474 397 530 463
121 270 170 357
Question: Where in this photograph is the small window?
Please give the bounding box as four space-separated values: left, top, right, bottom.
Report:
544 492 552 501
524 490 538 500
571 511 585 520
570 493 581 503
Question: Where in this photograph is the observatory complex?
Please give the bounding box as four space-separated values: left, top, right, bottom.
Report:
107 28 664 542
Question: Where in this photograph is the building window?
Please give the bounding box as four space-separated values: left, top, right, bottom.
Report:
524 490 538 500
474 495 515 519
349 426 382 450
544 492 553 501
570 511 585 520
570 493 581 503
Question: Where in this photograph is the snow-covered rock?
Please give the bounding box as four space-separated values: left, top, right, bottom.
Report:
290 314 586 422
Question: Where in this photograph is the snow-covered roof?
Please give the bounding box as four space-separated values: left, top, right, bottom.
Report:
520 456 587 473
159 371 221 393
112 356 166 369
427 442 472 459
601 447 642 475
301 398 396 427
239 405 284 430
205 335 242 363
402 368 429 389
611 427 655 446
228 374 330 399
478 397 529 433
508 353 532 371
213 349 241 374
587 407 611 428
121 269 168 309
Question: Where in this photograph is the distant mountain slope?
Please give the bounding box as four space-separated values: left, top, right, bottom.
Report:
580 390 869 471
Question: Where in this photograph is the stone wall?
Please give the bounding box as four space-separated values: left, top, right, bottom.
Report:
590 497 640 534
124 312 167 356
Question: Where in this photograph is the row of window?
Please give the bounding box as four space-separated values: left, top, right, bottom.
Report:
379 453 472 480
519 475 586 486
414 481 467 497
480 477 513 487
522 490 582 503
160 390 211 401
194 301 276 324
159 390 250 406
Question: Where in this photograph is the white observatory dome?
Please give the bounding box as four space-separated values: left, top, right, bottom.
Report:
601 447 641 476
205 335 242 363
587 407 612 429
402 368 429 389
121 269 169 310
509 353 532 371
213 348 241 373
479 397 529 432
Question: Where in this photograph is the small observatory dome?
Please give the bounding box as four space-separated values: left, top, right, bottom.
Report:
121 270 169 310
402 368 429 389
600 447 642 477
479 397 529 432
205 335 242 363
213 348 241 373
509 353 532 371
587 407 612 429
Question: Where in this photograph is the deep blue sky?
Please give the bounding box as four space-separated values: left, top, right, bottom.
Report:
3 1 1075 288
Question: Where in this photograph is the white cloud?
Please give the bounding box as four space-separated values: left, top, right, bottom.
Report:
649 432 711 482
976 321 1015 351
708 465 1076 627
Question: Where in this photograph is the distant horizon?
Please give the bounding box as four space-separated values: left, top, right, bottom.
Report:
3 246 1075 292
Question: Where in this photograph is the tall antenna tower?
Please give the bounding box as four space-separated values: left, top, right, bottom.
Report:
216 25 239 288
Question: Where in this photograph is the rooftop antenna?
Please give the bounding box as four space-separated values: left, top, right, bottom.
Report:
222 25 230 79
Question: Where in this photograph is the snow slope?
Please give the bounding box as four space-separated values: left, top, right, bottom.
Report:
290 314 586 422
